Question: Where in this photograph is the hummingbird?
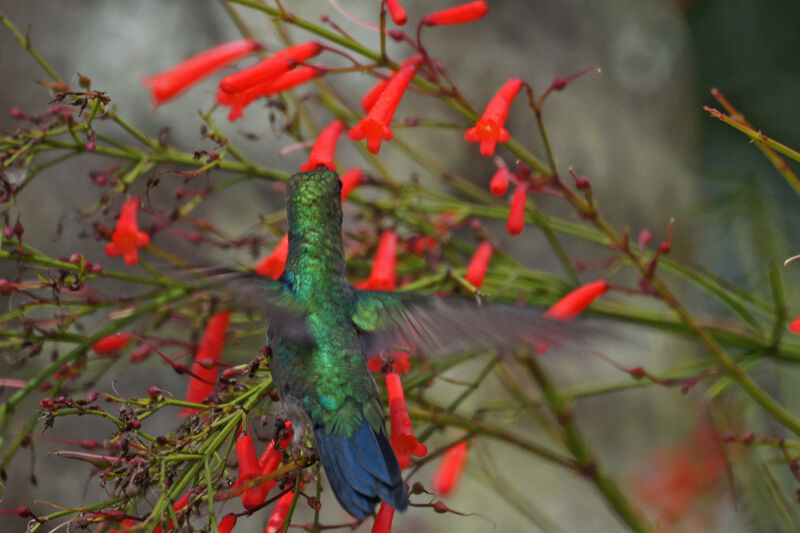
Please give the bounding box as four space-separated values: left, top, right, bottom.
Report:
259 168 575 519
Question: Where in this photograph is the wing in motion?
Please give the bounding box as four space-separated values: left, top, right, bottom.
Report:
351 289 586 358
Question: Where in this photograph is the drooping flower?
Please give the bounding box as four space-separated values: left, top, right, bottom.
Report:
219 41 321 94
92 333 133 356
422 1 489 26
265 485 303 533
255 234 289 280
181 310 232 416
464 242 493 289
356 231 397 291
218 66 320 121
300 120 345 172
431 440 469 495
218 514 237 533
386 372 427 468
104 197 150 265
372 501 396 533
544 280 609 321
464 78 523 156
237 427 268 510
361 55 424 113
143 39 261 105
340 168 363 201
385 0 407 25
506 185 527 235
789 317 800 334
350 64 417 154
489 167 511 196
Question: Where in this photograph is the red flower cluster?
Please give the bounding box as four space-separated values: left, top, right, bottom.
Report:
300 120 345 172
143 39 261 105
255 234 289 280
181 310 232 416
104 197 150 265
386 372 427 468
219 41 321 94
217 66 320 121
431 440 469 495
356 230 398 291
465 78 523 156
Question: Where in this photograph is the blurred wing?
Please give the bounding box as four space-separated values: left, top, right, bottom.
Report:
351 289 583 357
178 266 311 341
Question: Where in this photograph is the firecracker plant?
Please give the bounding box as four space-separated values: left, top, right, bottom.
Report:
1 2 800 532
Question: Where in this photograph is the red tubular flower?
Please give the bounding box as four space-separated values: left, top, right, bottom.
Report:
431 441 469 495
790 317 800 334
237 428 268 510
386 372 427 469
92 333 132 356
465 78 522 156
356 231 397 291
464 242 493 289
219 41 321 94
506 185 527 235
361 55 424 113
385 0 407 25
422 1 488 26
255 234 289 280
218 66 320 121
143 38 260 105
257 421 294 494
265 485 303 533
104 197 150 265
489 167 511 196
181 310 232 416
349 64 417 154
360 78 389 114
544 280 609 321
299 120 345 172
218 514 237 533
372 501 396 533
340 168 363 201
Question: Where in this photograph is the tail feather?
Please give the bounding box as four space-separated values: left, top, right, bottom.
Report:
314 419 408 519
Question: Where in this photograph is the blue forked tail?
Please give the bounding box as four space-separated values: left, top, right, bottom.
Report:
314 419 408 519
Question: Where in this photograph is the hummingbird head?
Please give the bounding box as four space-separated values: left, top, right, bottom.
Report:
287 168 342 209
285 168 344 246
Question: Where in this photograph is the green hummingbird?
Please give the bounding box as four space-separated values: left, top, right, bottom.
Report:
259 168 574 519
